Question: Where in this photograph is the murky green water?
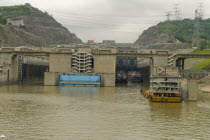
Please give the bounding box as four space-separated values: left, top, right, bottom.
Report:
0 82 209 140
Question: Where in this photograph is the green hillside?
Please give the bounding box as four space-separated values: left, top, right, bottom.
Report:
0 5 32 24
157 18 210 50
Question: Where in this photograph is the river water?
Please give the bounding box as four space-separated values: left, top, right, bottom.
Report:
0 81 209 140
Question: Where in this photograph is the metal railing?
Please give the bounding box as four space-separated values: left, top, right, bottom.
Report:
180 70 210 73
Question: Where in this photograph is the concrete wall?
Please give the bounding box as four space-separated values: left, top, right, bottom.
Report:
45 54 117 86
93 55 116 86
7 19 25 27
153 56 168 67
165 67 179 76
0 54 18 85
181 79 198 101
49 54 72 73
188 80 198 101
10 55 18 82
100 73 116 87
141 48 194 54
137 58 150 68
180 73 209 80
23 56 49 66
93 55 116 74
44 72 59 86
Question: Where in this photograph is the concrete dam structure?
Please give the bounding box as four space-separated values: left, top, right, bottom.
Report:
1 48 210 101
0 52 48 85
45 51 116 87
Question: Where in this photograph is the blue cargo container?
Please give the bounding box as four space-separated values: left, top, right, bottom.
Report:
59 75 101 87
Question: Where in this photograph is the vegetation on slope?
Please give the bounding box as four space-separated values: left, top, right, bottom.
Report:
0 4 82 46
191 58 210 70
156 19 210 69
0 5 32 24
157 18 210 50
193 50 210 54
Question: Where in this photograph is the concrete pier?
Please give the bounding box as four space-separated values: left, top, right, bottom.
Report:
181 79 198 101
93 55 116 86
0 54 18 85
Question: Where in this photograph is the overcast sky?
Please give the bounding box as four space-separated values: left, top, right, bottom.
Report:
0 0 209 43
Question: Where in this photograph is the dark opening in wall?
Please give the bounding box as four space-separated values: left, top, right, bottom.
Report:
22 64 48 82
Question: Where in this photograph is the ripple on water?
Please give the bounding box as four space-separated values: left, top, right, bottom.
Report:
0 83 209 140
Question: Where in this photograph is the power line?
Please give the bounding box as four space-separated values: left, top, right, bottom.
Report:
64 25 141 33
49 10 164 24
63 24 142 30
48 9 165 19
56 18 158 26
54 15 160 24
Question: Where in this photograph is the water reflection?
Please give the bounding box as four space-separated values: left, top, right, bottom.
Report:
60 86 100 98
150 102 183 119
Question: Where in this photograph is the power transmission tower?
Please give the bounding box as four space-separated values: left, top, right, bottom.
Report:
165 12 173 34
174 4 181 20
198 3 204 19
192 9 200 48
166 12 173 21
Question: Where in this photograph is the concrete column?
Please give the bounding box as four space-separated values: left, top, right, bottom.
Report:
44 72 59 86
188 80 198 101
181 79 198 101
149 58 154 75
181 59 185 70
176 59 182 71
10 55 18 82
49 54 72 73
25 64 30 79
181 78 188 100
100 73 116 87
93 55 116 86
153 56 168 67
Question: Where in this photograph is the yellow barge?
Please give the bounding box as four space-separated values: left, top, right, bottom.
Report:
141 75 183 103
141 89 183 103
